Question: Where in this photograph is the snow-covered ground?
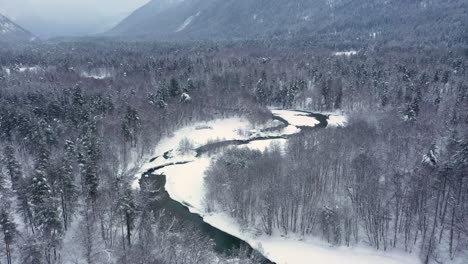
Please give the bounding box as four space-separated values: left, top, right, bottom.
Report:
134 110 419 264
80 68 113 79
175 11 201 32
327 114 348 127
334 50 358 57
18 66 41 73
204 212 419 264
2 67 11 75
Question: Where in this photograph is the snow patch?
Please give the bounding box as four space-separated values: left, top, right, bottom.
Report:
327 114 348 127
3 67 11 75
18 66 41 73
334 50 357 57
80 68 113 79
176 12 200 32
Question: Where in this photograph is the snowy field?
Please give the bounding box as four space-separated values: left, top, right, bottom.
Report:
134 109 420 264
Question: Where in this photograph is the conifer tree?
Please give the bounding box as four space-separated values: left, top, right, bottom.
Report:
3 146 21 190
0 208 16 264
169 78 181 98
57 140 78 230
20 237 43 264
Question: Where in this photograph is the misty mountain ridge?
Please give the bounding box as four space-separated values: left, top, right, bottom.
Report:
0 13 34 42
108 0 468 47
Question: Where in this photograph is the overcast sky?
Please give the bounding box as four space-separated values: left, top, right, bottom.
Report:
0 0 151 37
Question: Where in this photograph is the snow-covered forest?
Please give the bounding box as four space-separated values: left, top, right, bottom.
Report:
0 40 467 264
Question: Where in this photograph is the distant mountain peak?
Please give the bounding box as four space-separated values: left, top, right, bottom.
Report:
0 13 34 42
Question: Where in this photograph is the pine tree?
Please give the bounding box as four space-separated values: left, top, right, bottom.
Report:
321 79 331 110
254 78 268 106
0 162 5 191
20 237 43 264
122 106 140 147
169 78 181 98
186 78 195 90
58 140 78 230
78 129 101 203
16 178 35 233
286 80 301 108
118 184 136 248
0 208 16 264
3 146 21 190
156 89 168 109
334 83 343 110
29 171 63 264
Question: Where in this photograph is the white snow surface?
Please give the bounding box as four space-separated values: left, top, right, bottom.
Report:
18 66 41 73
135 110 419 264
205 213 420 264
327 114 348 127
175 12 200 32
334 50 358 56
80 69 113 79
0 16 19 34
2 67 11 75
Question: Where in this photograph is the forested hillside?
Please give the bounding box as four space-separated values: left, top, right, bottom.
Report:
109 0 468 47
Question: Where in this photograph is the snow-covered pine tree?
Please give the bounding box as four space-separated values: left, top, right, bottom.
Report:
423 144 440 167
156 89 168 109
122 106 140 147
186 78 195 90
0 208 16 264
20 237 43 264
77 123 101 204
117 184 136 248
169 78 181 98
254 78 268 106
3 146 21 190
57 140 78 230
29 170 63 264
16 178 35 233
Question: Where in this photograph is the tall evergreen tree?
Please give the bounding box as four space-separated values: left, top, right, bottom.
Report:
30 160 63 263
117 184 136 248
78 128 101 203
57 140 78 230
169 78 181 98
0 208 16 264
3 146 21 190
20 237 43 264
254 78 268 106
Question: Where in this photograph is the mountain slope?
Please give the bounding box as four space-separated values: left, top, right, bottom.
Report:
109 0 468 46
109 0 188 36
0 14 34 42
